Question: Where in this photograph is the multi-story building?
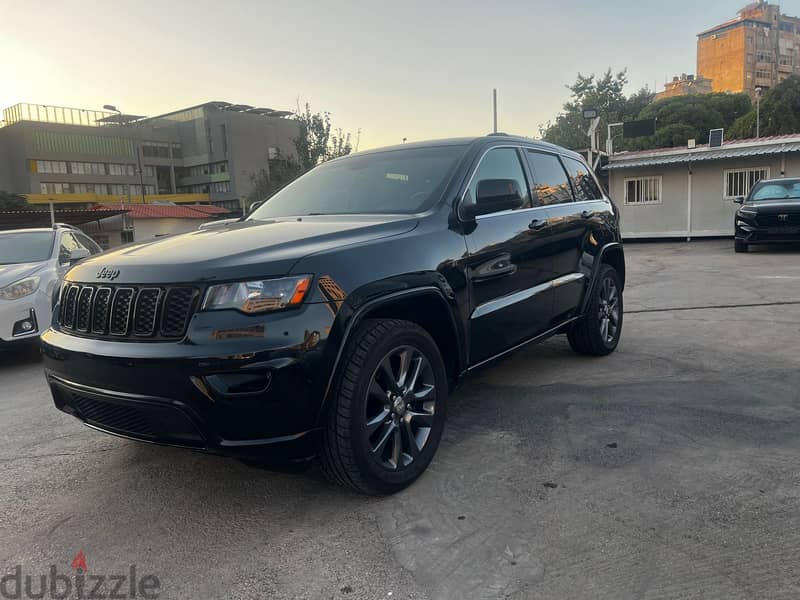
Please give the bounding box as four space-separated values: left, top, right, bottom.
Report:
655 74 714 101
697 2 800 97
0 101 301 212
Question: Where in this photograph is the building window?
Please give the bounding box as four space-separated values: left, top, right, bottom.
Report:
624 176 662 205
213 181 230 193
121 231 134 244
69 161 105 175
142 165 156 177
142 142 170 158
36 160 68 174
724 167 769 200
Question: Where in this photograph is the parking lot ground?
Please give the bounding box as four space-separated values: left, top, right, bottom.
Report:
1 239 800 599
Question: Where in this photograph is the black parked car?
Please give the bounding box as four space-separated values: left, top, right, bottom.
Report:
734 177 800 252
42 135 625 494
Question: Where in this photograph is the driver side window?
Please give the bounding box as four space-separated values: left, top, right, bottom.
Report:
466 148 530 211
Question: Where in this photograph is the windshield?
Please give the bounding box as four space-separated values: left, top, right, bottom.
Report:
0 232 55 265
750 181 800 201
248 145 467 219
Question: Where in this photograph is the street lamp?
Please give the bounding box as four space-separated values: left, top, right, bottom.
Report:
755 88 763 139
104 103 145 204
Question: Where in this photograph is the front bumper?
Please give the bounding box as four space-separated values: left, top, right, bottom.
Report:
736 222 800 244
42 301 339 458
0 290 49 342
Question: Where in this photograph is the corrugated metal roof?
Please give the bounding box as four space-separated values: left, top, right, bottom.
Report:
606 135 800 170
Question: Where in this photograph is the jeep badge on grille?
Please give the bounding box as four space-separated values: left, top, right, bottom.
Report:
96 267 121 281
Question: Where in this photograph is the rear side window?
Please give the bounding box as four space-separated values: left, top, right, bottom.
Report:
525 151 573 206
563 156 603 201
466 148 530 211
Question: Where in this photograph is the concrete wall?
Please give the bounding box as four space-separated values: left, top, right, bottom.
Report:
697 25 748 93
226 111 301 202
608 154 790 238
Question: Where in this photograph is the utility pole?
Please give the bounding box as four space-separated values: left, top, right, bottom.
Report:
492 89 498 133
755 87 762 139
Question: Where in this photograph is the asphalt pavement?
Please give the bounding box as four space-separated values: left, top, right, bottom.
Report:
1 240 799 599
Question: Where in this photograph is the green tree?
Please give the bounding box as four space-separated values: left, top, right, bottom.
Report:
622 92 751 150
730 76 800 138
0 191 27 210
294 102 354 171
540 69 653 151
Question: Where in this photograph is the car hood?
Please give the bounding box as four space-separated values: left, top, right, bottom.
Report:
743 199 800 212
66 215 419 284
0 262 47 288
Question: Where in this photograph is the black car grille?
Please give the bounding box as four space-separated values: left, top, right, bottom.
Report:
71 393 157 438
757 212 800 227
59 283 200 340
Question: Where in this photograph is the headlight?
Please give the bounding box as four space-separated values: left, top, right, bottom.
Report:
0 276 40 301
738 208 757 217
202 275 313 314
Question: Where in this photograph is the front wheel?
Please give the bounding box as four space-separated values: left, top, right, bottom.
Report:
568 264 623 356
320 319 447 495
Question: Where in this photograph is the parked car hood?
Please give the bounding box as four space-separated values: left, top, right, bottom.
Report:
0 262 46 288
66 215 419 284
744 199 800 212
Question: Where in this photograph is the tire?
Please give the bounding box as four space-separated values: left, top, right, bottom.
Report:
734 239 749 253
320 318 447 495
568 264 623 357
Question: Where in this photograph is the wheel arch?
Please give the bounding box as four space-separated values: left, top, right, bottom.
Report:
579 242 625 315
600 243 625 290
316 286 465 425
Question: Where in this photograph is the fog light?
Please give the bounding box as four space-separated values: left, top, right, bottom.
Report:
12 311 38 337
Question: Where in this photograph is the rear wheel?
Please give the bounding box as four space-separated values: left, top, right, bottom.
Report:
734 239 749 253
320 318 447 495
568 264 623 356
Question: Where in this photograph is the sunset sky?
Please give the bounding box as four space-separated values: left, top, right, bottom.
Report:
1 0 791 149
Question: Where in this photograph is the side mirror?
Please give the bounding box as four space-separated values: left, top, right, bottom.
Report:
461 179 525 219
68 247 90 264
733 196 745 204
247 200 265 216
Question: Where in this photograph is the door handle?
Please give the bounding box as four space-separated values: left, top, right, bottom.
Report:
529 219 547 230
581 210 594 219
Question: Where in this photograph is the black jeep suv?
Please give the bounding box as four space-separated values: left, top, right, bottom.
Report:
42 135 625 494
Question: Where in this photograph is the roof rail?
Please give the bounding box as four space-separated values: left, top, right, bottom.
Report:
487 132 511 136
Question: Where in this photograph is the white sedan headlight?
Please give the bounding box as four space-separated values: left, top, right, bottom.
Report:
202 275 313 314
0 276 40 301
